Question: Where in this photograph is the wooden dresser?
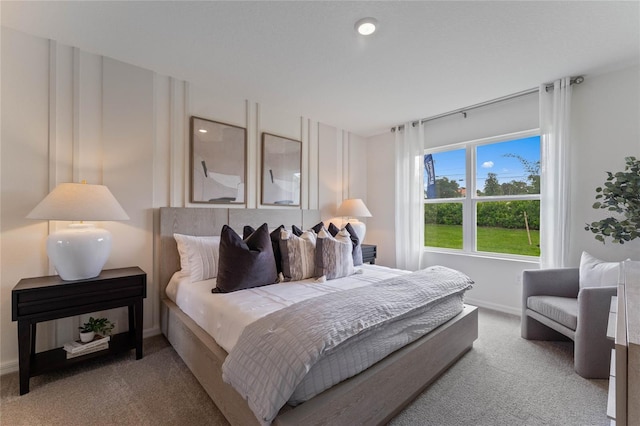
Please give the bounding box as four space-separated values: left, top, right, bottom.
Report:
607 260 640 426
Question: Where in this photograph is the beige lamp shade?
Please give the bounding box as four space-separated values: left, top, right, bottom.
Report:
336 198 372 218
27 183 129 221
336 198 372 243
26 182 128 281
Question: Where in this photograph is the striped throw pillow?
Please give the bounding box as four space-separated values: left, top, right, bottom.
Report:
279 228 316 281
315 228 355 280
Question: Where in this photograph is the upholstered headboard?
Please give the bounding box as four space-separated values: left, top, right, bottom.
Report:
158 207 321 296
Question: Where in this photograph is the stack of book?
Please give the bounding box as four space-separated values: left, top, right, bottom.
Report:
63 335 110 359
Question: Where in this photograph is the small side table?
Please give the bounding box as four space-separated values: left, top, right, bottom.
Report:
361 244 377 264
12 267 146 395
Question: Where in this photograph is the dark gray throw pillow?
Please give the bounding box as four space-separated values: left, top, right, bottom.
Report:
345 223 363 266
291 224 304 237
243 225 284 274
327 222 340 236
293 222 326 236
214 223 278 293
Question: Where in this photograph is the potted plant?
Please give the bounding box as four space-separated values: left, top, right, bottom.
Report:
78 317 115 343
585 156 640 244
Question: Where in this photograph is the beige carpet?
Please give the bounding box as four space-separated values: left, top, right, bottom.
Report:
0 309 608 425
0 336 228 426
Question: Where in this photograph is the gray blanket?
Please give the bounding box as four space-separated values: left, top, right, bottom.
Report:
221 265 474 424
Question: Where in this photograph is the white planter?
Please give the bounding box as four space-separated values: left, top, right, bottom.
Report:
79 331 95 343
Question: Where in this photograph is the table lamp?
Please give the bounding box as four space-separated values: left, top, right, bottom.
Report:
337 198 372 242
26 182 129 281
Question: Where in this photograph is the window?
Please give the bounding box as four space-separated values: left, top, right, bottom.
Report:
424 131 540 258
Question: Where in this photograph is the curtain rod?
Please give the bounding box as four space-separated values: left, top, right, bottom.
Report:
391 76 584 132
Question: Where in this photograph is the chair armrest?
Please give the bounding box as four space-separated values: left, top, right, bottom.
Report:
522 268 580 302
574 285 617 378
576 286 617 332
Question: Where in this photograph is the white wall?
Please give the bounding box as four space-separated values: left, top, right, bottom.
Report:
0 27 366 373
569 65 640 264
423 92 539 149
367 64 640 316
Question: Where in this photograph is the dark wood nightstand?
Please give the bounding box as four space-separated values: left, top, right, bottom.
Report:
361 244 377 264
12 267 146 395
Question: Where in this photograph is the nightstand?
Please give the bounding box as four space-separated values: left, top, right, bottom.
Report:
361 244 377 264
12 267 146 395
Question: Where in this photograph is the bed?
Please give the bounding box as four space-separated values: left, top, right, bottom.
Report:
159 207 478 426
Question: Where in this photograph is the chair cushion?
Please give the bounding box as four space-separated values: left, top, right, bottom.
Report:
527 296 578 331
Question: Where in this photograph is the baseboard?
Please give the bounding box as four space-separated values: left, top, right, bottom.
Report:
465 298 521 317
1 360 18 375
143 326 161 339
1 326 163 377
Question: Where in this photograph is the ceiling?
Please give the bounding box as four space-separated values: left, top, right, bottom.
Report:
2 1 639 137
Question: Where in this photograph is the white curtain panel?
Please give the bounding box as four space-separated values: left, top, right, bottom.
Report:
394 122 424 271
539 78 573 268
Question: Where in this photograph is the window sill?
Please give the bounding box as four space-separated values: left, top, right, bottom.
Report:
422 247 540 264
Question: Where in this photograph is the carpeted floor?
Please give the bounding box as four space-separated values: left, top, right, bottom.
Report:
0 309 609 425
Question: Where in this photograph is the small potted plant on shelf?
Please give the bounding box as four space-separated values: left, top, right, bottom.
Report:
78 317 115 343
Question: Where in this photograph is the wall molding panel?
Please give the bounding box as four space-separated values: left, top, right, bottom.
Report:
342 130 349 200
308 120 319 210
171 78 186 207
46 39 60 349
300 117 309 209
77 50 103 186
251 101 261 208
246 100 258 208
72 47 81 182
48 40 58 193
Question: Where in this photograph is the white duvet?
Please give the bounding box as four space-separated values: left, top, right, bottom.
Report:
166 264 410 353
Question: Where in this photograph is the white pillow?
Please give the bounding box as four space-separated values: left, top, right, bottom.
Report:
173 233 221 283
579 251 620 288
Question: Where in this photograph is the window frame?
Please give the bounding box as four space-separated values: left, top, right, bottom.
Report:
423 129 541 260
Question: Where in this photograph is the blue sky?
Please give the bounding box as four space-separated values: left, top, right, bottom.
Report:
424 136 540 192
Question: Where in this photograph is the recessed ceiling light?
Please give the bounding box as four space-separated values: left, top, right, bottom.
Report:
355 17 377 36
198 129 207 133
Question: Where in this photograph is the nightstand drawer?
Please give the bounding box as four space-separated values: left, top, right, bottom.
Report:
14 282 143 319
12 267 146 321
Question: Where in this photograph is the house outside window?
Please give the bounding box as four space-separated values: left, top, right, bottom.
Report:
424 130 540 258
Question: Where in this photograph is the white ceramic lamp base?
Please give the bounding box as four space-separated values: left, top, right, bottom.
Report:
47 223 112 281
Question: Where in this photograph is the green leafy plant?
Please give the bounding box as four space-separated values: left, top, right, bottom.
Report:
585 156 640 244
79 317 115 335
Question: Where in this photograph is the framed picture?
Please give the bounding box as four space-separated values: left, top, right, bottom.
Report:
190 116 247 204
261 132 302 206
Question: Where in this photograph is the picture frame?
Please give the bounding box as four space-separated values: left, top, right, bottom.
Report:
190 116 247 204
261 132 302 206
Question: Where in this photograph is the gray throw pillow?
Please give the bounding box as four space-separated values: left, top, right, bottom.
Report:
280 228 316 281
315 228 355 280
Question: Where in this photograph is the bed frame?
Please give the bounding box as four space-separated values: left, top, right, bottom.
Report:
159 207 478 426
